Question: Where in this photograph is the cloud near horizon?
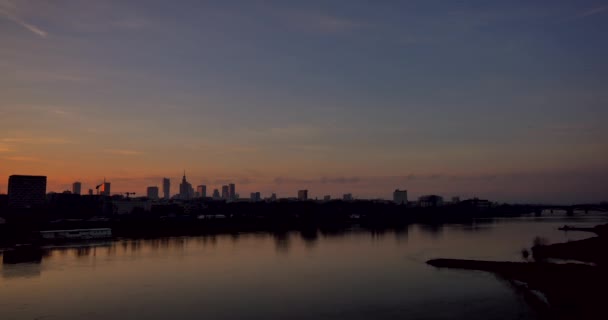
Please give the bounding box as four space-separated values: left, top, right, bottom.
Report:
103 149 143 156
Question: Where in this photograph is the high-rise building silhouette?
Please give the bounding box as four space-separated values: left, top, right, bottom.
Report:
212 189 220 199
393 189 408 205
221 185 229 200
250 192 261 202
8 175 47 208
72 182 82 195
147 186 159 200
197 185 207 198
229 183 235 200
298 190 308 201
179 172 194 200
162 178 170 200
99 180 111 196
343 193 353 201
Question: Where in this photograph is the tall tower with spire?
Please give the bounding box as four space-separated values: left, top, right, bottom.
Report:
179 170 194 200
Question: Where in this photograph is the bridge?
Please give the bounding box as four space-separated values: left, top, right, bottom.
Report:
522 203 608 216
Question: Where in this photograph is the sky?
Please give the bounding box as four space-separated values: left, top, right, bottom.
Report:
1 0 607 203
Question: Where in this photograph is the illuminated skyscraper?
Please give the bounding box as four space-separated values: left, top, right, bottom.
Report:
99 180 111 196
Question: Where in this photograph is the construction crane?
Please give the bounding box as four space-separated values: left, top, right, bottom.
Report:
95 183 103 195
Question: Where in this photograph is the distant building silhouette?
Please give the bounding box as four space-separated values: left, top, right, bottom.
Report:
252 192 261 202
343 193 353 201
162 178 170 200
229 183 236 200
419 195 444 207
270 193 277 202
197 185 207 198
147 186 159 200
298 190 308 201
212 188 220 200
323 195 331 201
221 185 229 200
179 172 194 200
393 189 408 205
8 175 47 208
72 182 82 195
461 198 491 209
99 180 111 196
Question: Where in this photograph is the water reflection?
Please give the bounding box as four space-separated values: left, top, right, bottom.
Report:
299 228 319 248
0 216 606 320
272 231 291 253
1 217 605 280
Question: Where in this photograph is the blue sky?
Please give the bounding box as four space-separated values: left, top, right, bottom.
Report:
1 0 607 203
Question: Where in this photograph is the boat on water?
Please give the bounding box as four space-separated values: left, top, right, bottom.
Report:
39 228 112 241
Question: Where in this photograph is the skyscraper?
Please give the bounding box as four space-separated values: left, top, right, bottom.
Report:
197 185 207 198
8 175 47 208
229 183 236 200
99 180 111 196
212 189 220 199
221 185 229 200
393 189 408 205
179 172 194 200
162 178 170 200
72 181 82 195
298 190 308 201
250 192 261 202
147 186 159 200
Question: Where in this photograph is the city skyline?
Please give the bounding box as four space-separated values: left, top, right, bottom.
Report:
0 171 606 205
1 0 607 203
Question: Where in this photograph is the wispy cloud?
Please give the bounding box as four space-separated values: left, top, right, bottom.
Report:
0 1 48 37
310 13 359 33
15 70 90 83
272 8 361 34
3 155 41 162
1 137 73 144
274 176 361 185
104 149 143 156
577 5 608 18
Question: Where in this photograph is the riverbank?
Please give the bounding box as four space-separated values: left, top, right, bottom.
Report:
428 223 608 319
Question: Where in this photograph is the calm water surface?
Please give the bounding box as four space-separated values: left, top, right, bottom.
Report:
1 215 606 319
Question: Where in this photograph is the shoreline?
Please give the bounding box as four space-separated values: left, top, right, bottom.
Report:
427 223 608 319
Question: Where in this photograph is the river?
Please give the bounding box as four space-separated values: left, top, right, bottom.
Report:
1 215 606 319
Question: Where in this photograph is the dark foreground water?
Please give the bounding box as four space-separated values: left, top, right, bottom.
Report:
1 215 606 320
